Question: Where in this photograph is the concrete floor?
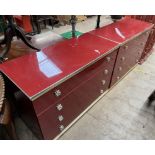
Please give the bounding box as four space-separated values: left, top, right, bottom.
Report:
14 16 155 140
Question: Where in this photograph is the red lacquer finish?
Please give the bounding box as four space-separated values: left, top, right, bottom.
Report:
33 50 118 115
37 54 118 139
0 17 153 139
90 17 153 43
34 49 118 139
110 31 150 86
38 70 104 139
0 33 119 100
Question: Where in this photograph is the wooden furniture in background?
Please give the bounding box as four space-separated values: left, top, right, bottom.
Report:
31 15 57 34
57 15 87 25
14 15 33 33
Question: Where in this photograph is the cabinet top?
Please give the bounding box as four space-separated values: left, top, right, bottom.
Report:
90 17 153 44
0 17 153 101
0 33 119 100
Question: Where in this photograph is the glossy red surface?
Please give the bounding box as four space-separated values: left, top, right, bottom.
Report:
0 33 118 99
110 31 150 86
38 70 103 139
38 63 116 139
35 50 118 139
90 17 153 43
33 50 118 115
1 17 153 139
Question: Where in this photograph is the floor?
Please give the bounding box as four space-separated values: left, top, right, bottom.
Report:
14 16 155 140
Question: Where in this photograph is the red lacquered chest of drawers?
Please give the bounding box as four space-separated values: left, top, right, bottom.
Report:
0 18 153 139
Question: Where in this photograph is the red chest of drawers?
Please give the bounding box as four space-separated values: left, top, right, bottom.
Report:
0 18 153 139
35 50 118 139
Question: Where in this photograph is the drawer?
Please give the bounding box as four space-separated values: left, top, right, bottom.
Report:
37 68 113 139
33 50 118 114
110 45 137 86
37 107 59 139
38 92 81 139
133 30 151 48
76 70 111 111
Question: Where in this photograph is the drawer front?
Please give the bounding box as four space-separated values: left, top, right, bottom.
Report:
112 44 131 83
34 50 118 114
133 30 150 48
37 67 114 139
133 30 151 62
38 93 81 139
140 29 153 60
110 32 150 86
37 107 59 139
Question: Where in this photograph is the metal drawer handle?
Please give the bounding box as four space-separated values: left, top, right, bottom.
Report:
102 80 106 85
146 31 150 34
100 89 104 94
121 57 125 61
106 57 111 62
58 115 64 122
59 125 64 131
104 69 108 75
117 76 120 80
56 104 63 111
118 66 122 71
54 89 62 97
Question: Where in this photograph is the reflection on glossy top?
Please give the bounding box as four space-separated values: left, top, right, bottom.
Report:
90 17 153 43
0 18 153 100
37 52 62 78
0 33 118 99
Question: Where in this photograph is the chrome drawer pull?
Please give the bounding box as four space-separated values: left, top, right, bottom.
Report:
100 89 104 94
54 90 61 97
58 115 64 122
56 104 63 111
102 80 106 85
106 57 111 62
118 66 122 71
59 125 64 131
117 76 120 80
104 69 108 75
121 57 125 61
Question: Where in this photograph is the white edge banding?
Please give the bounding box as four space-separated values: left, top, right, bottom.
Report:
0 24 153 102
